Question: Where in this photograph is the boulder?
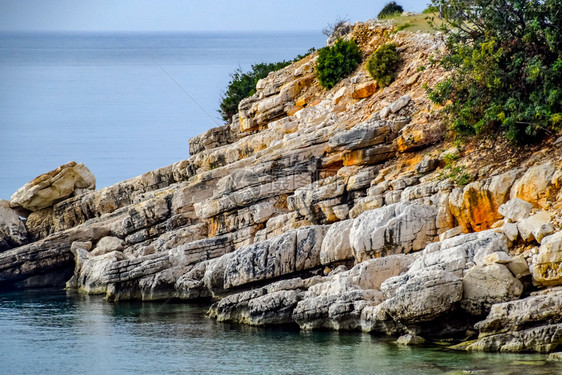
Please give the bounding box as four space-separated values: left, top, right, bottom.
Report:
507 255 530 279
467 324 562 353
498 198 533 222
461 264 523 316
175 261 212 300
90 236 124 257
351 82 377 99
10 161 96 211
510 161 558 207
518 211 554 243
0 200 28 251
328 117 392 151
395 121 444 152
532 232 562 286
403 230 509 277
389 95 411 113
25 207 54 241
396 334 425 346
415 156 440 175
380 270 463 323
350 202 438 262
293 289 379 331
439 226 464 241
66 241 93 289
448 170 519 232
347 254 414 291
475 290 562 335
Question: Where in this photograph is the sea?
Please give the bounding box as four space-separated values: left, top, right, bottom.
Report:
0 289 560 375
0 31 323 200
1 33 561 375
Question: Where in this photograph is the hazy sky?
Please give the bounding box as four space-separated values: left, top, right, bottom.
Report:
0 1 429 32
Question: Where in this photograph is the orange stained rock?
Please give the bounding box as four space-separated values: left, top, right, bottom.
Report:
287 106 304 117
452 188 503 232
352 82 378 99
343 150 363 166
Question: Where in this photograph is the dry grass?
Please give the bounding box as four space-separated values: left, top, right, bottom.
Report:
386 13 445 34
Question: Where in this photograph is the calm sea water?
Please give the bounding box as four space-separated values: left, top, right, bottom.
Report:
0 289 560 375
0 32 325 200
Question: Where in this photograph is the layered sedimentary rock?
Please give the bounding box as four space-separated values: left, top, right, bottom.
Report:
1 20 562 354
10 161 96 211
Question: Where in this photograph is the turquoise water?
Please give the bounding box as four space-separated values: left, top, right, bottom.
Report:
0 32 325 200
0 289 560 375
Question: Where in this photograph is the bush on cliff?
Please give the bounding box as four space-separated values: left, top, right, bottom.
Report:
427 0 562 142
366 43 401 87
315 39 362 89
378 2 404 19
219 62 291 122
219 48 316 122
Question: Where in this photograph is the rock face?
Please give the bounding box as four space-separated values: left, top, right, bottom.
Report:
466 290 562 353
10 161 96 211
0 200 28 251
1 20 561 355
461 264 523 315
222 226 328 290
350 202 438 262
319 219 353 265
532 232 562 287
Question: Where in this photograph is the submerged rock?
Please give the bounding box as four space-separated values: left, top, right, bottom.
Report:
467 290 562 353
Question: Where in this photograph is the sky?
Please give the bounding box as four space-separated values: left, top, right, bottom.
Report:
0 0 429 32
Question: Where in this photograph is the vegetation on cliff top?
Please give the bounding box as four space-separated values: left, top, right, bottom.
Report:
427 0 562 142
219 49 315 122
378 2 404 19
219 62 291 122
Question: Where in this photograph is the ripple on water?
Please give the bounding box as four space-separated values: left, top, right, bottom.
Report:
0 289 560 375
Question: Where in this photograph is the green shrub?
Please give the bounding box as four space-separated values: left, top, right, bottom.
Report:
378 2 403 19
427 0 562 143
366 43 401 87
219 62 290 121
315 39 362 90
219 48 316 122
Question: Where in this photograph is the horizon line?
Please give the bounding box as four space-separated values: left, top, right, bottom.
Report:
0 29 325 34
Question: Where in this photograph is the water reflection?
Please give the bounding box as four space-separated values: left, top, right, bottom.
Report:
0 289 560 375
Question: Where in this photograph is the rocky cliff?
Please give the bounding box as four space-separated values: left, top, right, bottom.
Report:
1 21 561 354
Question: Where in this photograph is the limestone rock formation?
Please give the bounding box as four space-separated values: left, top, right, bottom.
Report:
10 161 96 211
0 200 28 251
350 202 438 262
532 232 562 287
1 20 561 354
467 290 562 353
461 264 523 315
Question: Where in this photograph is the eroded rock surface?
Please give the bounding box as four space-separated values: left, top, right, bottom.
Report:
11 161 96 211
